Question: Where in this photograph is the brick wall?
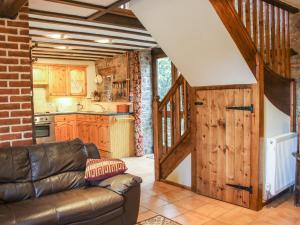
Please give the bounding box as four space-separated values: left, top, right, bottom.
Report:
0 3 33 148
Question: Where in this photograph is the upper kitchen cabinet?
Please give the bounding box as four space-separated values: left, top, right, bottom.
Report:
68 66 87 97
48 65 69 96
33 64 48 85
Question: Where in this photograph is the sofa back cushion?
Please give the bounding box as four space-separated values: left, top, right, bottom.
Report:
0 147 34 203
29 139 88 197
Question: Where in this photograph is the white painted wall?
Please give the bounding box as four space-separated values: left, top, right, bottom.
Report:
131 0 256 86
166 154 192 187
264 96 290 138
36 58 97 97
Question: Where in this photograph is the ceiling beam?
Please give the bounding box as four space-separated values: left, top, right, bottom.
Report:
32 50 114 58
29 9 145 30
29 17 151 37
88 0 131 20
32 52 101 59
0 0 27 19
32 41 127 52
34 56 97 61
31 34 152 49
34 46 117 55
29 26 156 44
34 45 122 54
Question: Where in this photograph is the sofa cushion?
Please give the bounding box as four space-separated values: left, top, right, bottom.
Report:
29 139 87 181
0 187 124 225
0 147 34 203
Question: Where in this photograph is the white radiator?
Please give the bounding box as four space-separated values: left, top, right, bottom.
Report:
264 133 298 201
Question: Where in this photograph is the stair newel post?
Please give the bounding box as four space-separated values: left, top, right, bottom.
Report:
153 95 163 181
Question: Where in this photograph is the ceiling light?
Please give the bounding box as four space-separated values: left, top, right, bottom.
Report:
46 34 69 39
54 46 70 50
95 38 112 44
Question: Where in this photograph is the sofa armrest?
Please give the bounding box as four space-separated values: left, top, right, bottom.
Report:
97 174 142 195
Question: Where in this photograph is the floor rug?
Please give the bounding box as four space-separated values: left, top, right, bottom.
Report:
137 215 182 225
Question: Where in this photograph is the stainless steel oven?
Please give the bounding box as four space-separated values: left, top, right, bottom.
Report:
34 115 55 144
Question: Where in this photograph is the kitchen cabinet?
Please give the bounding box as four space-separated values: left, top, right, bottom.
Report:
33 64 48 85
49 65 69 96
54 114 134 158
68 66 87 96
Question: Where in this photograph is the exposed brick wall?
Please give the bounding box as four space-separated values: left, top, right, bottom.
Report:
0 3 33 148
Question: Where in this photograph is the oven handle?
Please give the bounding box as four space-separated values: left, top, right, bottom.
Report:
35 123 52 126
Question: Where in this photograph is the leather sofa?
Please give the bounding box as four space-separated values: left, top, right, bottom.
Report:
0 139 142 225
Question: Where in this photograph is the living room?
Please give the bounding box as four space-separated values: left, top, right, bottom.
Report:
0 0 300 225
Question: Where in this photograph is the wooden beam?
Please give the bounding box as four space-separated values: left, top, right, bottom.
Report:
88 0 131 20
34 56 97 61
0 0 27 19
29 26 156 44
262 0 299 14
29 9 145 30
34 47 117 55
32 41 127 52
31 34 152 49
32 50 113 58
29 17 152 37
32 53 100 60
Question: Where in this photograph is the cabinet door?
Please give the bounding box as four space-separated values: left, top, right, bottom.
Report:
49 65 68 96
68 66 87 96
33 64 48 85
55 121 76 141
97 122 110 151
77 121 90 143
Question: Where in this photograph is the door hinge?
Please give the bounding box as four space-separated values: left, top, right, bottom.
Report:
195 101 203 106
226 104 254 113
226 184 253 193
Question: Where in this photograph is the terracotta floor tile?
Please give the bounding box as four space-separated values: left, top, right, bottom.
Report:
157 189 195 203
137 210 157 223
203 220 228 225
151 203 189 219
140 195 169 210
139 206 149 214
216 207 259 225
173 211 211 225
173 196 209 210
194 203 232 218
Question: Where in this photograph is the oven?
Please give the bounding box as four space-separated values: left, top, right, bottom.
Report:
34 115 55 144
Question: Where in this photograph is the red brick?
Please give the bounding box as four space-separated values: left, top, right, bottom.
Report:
19 14 29 20
20 29 29 36
0 142 10 148
20 58 30 64
20 44 29 50
0 73 18 79
7 21 28 28
0 103 20 110
19 7 29 13
8 51 29 58
11 110 32 117
0 28 17 35
0 58 18 64
0 81 7 87
21 88 31 94
0 118 20 125
23 132 32 138
0 21 5 26
9 81 31 87
8 36 30 43
0 50 6 56
12 140 32 147
9 66 31 72
21 103 31 109
0 66 6 72
10 96 31 102
22 118 32 124
0 43 18 49
0 96 8 102
21 74 31 80
0 133 22 140
0 127 9 133
0 112 8 118
12 125 32 132
0 35 5 41
0 89 19 95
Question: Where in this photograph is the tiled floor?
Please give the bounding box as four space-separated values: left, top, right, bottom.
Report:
122 156 300 225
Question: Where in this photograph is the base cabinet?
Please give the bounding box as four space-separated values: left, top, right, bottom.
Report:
54 114 134 158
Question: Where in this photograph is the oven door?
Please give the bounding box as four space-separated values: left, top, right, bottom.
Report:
35 123 55 144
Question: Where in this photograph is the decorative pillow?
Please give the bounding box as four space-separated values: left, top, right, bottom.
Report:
84 159 128 181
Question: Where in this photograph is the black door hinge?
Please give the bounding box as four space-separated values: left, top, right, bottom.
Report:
195 101 203 106
226 184 253 193
226 104 254 113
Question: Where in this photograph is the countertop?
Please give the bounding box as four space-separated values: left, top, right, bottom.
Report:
34 111 134 117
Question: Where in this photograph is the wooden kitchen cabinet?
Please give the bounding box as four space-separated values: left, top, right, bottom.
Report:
68 66 87 96
33 64 48 85
49 65 69 96
54 115 77 141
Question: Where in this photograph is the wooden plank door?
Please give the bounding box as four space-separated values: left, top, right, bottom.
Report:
49 65 68 96
196 88 252 208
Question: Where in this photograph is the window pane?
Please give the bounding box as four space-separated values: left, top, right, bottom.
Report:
157 57 172 100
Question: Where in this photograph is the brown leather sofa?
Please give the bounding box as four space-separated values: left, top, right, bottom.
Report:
0 139 142 225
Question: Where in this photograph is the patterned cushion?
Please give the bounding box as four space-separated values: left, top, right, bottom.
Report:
84 159 128 181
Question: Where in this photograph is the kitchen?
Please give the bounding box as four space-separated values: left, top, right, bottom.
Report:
33 54 136 158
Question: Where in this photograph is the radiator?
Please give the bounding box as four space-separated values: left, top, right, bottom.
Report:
264 133 298 201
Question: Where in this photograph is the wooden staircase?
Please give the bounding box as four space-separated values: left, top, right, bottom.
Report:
152 0 297 205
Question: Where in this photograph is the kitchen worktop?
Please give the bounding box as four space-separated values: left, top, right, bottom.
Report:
34 111 134 117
